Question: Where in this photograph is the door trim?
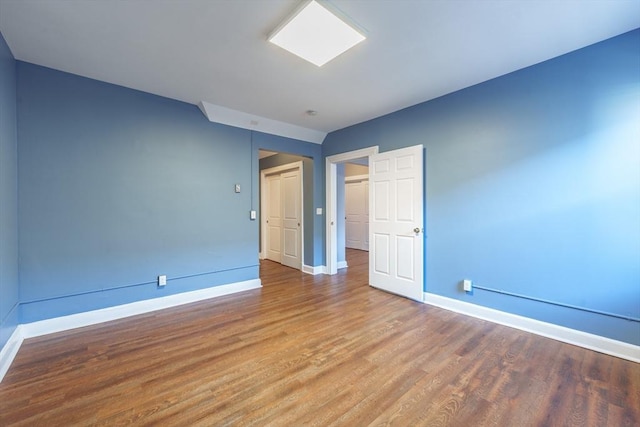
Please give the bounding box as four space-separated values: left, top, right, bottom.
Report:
260 161 304 269
326 147 378 275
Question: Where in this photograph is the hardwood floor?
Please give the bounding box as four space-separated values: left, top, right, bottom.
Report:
1 249 638 426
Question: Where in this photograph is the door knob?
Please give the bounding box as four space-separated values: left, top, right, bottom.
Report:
414 227 421 234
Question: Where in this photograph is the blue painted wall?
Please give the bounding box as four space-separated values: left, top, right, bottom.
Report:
323 29 640 344
0 32 19 350
259 152 315 266
17 63 261 322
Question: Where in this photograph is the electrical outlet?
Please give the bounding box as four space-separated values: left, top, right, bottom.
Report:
250 210 257 220
158 275 167 287
463 279 472 292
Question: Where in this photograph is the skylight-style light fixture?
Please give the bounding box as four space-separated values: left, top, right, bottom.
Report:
268 0 366 67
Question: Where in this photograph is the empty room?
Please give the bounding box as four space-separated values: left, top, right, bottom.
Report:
0 1 639 425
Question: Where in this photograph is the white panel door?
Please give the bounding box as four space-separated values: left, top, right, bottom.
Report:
281 169 301 269
345 180 369 251
363 180 369 251
266 174 282 262
369 145 424 301
345 181 364 250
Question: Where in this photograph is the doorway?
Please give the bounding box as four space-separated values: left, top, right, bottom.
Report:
260 160 303 270
326 145 425 302
326 147 379 275
335 161 370 269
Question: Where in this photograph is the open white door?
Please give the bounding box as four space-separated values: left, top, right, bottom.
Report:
369 145 424 301
345 179 369 251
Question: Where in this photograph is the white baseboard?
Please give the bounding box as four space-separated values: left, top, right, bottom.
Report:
423 292 640 363
0 279 261 383
0 326 24 383
302 264 327 275
337 261 348 269
21 279 262 338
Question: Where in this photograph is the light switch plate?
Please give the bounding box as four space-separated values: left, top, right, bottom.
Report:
316 208 323 215
234 184 241 193
250 210 257 220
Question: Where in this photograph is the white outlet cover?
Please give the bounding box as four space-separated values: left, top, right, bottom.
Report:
158 275 167 286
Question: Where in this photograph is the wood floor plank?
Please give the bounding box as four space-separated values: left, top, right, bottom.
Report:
0 249 638 426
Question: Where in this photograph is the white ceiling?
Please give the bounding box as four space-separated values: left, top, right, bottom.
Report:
1 0 638 143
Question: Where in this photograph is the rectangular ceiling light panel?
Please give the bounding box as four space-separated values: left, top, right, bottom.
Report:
269 0 366 67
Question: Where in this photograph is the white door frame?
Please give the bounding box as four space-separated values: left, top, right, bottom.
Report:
260 161 304 269
326 147 378 275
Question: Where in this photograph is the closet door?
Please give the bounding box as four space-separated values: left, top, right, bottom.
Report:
265 174 282 262
281 169 301 269
345 181 366 250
